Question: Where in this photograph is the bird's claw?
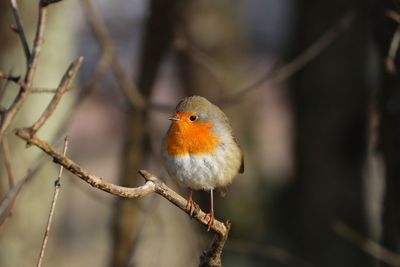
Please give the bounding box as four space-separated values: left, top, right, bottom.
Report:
186 196 195 217
204 212 215 231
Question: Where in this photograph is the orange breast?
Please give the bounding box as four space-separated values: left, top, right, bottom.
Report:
166 119 220 156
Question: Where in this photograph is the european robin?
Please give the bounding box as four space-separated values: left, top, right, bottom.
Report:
161 95 244 230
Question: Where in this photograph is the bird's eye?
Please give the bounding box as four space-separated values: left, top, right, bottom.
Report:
189 115 198 121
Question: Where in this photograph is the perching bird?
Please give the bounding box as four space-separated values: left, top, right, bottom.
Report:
161 95 244 229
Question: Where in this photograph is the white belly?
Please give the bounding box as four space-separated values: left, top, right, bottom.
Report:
162 144 241 190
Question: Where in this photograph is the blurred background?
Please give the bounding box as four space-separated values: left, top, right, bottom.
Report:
0 0 399 266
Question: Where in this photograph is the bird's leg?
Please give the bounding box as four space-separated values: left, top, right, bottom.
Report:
205 189 215 231
186 190 195 216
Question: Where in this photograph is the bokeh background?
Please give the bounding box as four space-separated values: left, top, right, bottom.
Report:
0 0 399 266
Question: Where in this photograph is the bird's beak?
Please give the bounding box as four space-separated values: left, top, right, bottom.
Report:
168 115 181 121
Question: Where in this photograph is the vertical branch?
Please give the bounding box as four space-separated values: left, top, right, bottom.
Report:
36 137 68 267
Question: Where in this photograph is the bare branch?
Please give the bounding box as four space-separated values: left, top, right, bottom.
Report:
138 170 228 236
14 129 230 264
0 1 50 142
29 57 83 135
15 128 157 199
9 0 31 65
1 137 15 188
333 221 400 266
36 137 68 267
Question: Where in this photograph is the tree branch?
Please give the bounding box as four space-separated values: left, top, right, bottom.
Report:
0 0 57 142
29 57 83 135
14 128 230 265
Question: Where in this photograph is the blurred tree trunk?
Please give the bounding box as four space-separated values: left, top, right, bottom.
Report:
109 1 177 266
276 1 373 266
374 0 400 264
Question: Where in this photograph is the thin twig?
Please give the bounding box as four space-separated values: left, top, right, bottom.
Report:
333 221 400 266
29 57 83 135
1 136 16 188
14 128 230 264
9 0 31 65
36 137 68 267
82 0 147 109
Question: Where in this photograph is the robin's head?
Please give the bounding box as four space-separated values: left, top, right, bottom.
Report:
168 96 230 128
165 96 232 155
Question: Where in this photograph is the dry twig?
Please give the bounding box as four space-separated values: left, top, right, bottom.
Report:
36 137 68 267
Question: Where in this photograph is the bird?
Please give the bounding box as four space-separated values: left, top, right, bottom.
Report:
161 95 244 230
